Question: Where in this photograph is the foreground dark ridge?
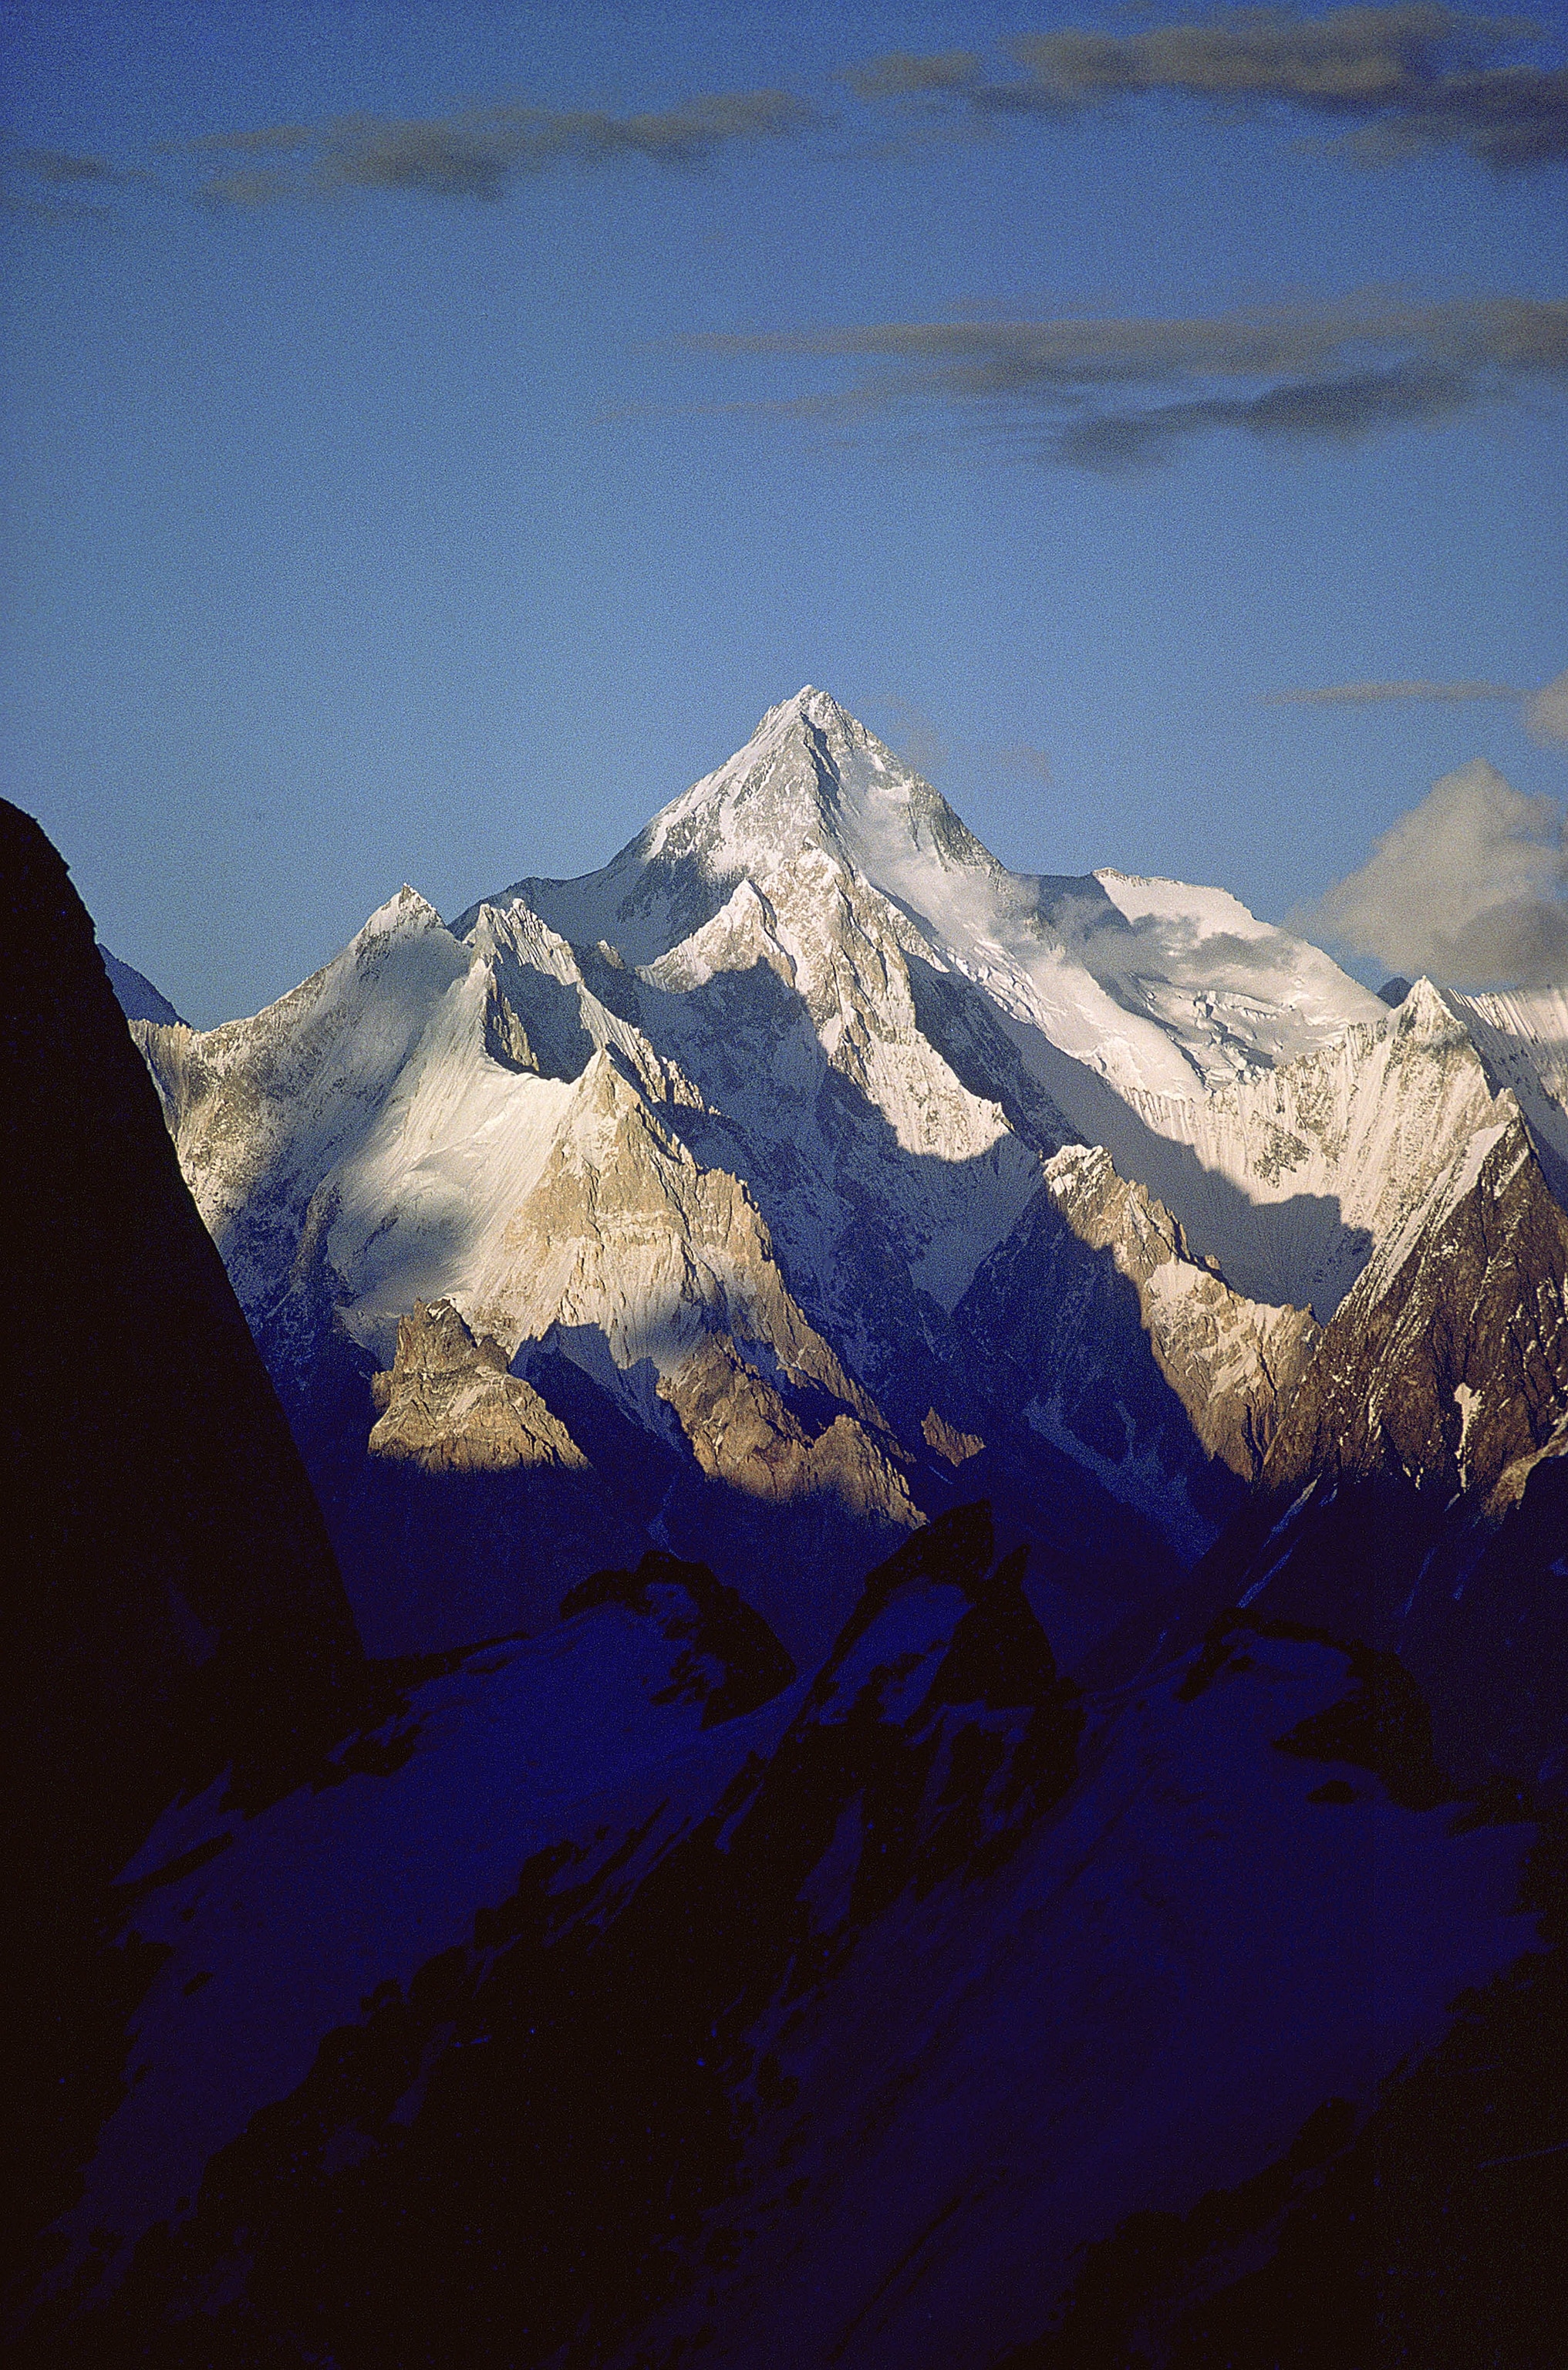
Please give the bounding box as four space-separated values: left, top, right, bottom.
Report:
2 802 364 2284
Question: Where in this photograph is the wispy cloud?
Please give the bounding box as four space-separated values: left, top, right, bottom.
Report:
855 8 1568 170
180 91 819 207
11 8 1561 231
997 741 1056 787
1263 677 1526 704
0 137 132 222
688 295 1568 469
2 90 821 220
9 144 118 184
1307 756 1568 987
1264 666 1568 738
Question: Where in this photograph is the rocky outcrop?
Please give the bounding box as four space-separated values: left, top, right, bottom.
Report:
1040 1144 1319 1478
560 1547 796 1725
369 1299 587 1475
470 1051 884 1420
659 1332 919 1527
922 1406 984 1466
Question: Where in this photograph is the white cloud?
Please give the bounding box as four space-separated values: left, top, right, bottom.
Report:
1526 667 1568 746
1311 757 1568 988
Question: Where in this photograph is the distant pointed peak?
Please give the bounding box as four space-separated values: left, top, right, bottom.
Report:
358 883 449 942
1394 976 1467 1043
99 944 186 1028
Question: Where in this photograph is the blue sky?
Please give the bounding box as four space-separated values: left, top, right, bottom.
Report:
3 1 1566 1023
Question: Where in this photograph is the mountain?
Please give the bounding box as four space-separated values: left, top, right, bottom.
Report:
17 696 1568 2367
132 688 1568 1675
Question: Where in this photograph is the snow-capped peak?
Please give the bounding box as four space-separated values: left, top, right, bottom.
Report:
1392 976 1468 1045
751 684 855 738
357 883 450 944
454 690 1381 1112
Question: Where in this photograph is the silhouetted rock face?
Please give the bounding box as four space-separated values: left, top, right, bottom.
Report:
1 801 362 1911
561 1547 796 1724
26 1499 1536 2370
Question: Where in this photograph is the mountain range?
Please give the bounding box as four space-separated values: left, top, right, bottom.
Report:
130 689 1568 1705
12 692 1568 2366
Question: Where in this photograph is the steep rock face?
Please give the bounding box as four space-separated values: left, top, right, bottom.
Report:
1093 977 1516 1317
2 802 361 1883
1450 981 1568 1196
134 885 474 1319
99 944 184 1027
1040 1144 1318 1479
467 1049 878 1416
922 1406 984 1466
1130 1095 1568 1791
1264 1108 1568 1509
368 1299 588 1475
956 1143 1318 1555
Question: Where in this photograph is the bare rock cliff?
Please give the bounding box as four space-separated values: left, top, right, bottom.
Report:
369 1299 588 1475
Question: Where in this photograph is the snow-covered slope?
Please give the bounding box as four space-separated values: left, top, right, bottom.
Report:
1449 981 1568 1192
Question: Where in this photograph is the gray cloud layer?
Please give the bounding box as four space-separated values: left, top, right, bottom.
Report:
9 6 1563 222
1310 756 1568 986
850 7 1568 170
690 295 1568 468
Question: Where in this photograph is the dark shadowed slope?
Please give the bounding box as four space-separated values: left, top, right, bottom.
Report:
2 802 363 2274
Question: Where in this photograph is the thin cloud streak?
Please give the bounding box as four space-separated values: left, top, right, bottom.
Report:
183 92 820 207
11 7 1563 229
8 10 1563 231
1263 678 1526 704
688 295 1568 469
